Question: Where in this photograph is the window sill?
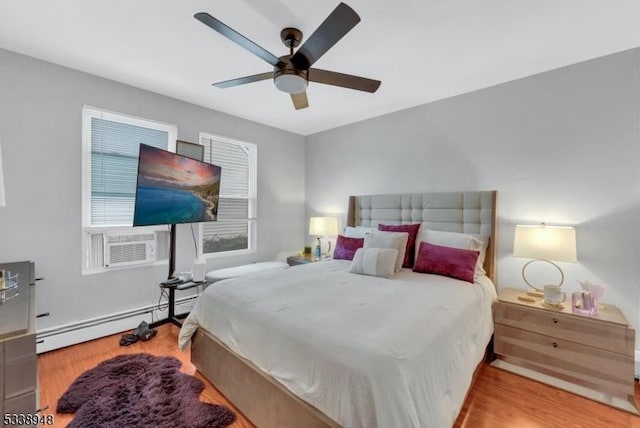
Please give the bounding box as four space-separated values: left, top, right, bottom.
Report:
202 248 256 259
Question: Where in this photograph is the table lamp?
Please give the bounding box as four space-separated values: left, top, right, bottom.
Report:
309 217 338 259
514 223 577 292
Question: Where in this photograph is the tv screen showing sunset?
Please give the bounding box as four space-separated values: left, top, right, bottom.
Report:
133 144 221 226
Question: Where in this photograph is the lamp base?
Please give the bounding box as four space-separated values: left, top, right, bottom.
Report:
521 259 565 292
314 236 332 260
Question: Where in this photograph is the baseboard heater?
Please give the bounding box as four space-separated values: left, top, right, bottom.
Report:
36 295 198 354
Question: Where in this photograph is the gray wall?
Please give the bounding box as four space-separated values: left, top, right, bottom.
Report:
0 48 306 330
306 49 640 345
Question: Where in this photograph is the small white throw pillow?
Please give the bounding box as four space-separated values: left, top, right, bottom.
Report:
349 248 398 279
363 231 408 272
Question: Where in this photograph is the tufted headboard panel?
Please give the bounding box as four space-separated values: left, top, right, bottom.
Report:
347 191 498 283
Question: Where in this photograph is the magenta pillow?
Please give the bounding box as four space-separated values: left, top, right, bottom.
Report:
413 241 479 283
378 223 421 268
333 235 365 261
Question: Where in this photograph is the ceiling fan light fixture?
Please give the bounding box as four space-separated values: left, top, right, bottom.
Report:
274 73 308 94
273 55 308 94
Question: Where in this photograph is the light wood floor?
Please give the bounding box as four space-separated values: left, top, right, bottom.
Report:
39 324 640 428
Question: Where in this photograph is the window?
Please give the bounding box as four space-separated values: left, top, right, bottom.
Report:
82 106 177 272
199 133 256 256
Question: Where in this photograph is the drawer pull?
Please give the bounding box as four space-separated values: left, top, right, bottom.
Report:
552 342 558 348
36 340 44 344
552 318 558 324
37 312 50 318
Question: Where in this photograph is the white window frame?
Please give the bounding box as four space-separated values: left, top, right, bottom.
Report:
81 106 177 273
198 132 257 259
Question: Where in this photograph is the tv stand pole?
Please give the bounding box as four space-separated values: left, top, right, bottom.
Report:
150 224 186 329
168 223 176 279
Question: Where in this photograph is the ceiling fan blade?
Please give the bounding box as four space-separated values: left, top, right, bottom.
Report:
290 3 360 69
213 72 273 88
291 92 309 110
309 68 380 93
194 12 284 67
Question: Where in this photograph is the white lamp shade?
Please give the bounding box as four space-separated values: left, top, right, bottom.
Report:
309 217 339 237
0 142 5 207
514 224 577 262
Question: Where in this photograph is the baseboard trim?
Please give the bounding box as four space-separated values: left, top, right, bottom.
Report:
491 359 638 415
36 295 198 354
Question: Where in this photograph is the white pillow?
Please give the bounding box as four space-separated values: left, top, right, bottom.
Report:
349 248 398 279
417 229 489 278
363 231 408 272
343 226 376 238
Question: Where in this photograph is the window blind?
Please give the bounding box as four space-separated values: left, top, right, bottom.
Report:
90 118 168 226
200 135 254 250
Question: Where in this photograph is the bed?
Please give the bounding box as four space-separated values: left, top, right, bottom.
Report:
179 191 498 428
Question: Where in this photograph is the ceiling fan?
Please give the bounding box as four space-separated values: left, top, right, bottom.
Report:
194 2 381 110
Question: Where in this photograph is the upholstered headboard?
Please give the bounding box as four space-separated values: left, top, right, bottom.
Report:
346 191 498 283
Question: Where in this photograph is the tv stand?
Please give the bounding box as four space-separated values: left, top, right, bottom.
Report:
149 223 204 329
149 280 204 328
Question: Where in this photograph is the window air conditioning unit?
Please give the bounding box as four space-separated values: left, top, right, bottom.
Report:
104 232 156 268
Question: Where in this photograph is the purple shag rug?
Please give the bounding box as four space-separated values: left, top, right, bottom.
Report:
57 353 236 428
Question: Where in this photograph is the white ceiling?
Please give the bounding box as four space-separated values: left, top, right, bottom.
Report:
1 1 640 136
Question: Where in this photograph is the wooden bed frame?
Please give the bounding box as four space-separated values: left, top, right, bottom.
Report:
191 191 498 427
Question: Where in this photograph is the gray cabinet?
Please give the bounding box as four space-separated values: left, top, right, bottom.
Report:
0 261 37 423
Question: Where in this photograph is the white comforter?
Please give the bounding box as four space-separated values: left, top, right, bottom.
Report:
179 260 496 428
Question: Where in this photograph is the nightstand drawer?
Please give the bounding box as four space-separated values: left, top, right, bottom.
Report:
495 324 634 397
494 302 634 355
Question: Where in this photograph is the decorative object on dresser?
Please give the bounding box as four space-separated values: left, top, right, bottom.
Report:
0 261 38 418
492 287 637 414
513 223 577 295
573 280 607 315
308 216 339 259
0 269 19 303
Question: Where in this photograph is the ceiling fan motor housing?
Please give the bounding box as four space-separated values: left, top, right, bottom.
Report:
274 56 308 94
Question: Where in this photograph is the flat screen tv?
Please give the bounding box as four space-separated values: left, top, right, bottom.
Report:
133 144 221 226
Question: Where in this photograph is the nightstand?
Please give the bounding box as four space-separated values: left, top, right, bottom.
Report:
286 254 319 266
492 288 637 413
